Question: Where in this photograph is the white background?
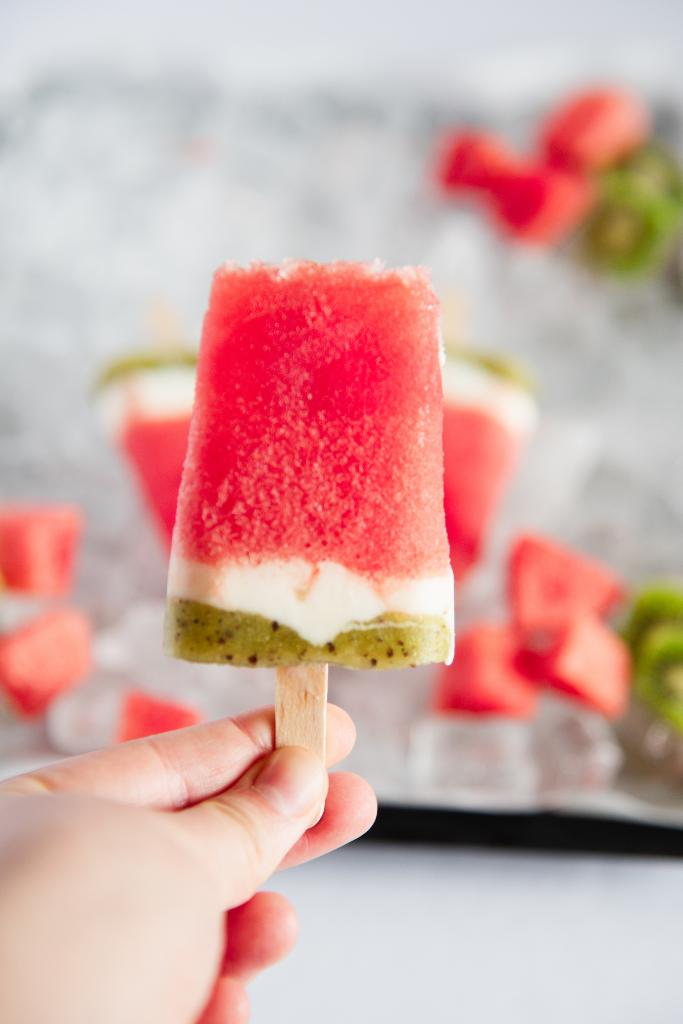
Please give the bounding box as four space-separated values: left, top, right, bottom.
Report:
3 3 683 1022
3 0 683 89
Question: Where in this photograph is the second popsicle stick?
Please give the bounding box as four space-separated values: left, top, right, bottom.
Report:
275 664 329 761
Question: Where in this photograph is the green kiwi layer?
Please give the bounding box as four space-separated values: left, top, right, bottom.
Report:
445 348 536 394
164 598 451 670
95 349 197 392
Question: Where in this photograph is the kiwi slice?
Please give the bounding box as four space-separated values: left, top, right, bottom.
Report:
611 144 683 207
165 598 451 670
635 624 683 734
581 182 681 278
446 348 536 394
581 145 683 278
622 583 683 661
95 349 197 392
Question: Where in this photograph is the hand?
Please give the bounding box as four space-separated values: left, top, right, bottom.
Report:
0 705 376 1024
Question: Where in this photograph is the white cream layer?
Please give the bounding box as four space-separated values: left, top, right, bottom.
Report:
98 366 196 438
442 359 537 436
168 554 455 660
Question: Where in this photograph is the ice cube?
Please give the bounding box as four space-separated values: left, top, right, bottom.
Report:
46 675 122 754
330 666 433 795
533 695 622 800
409 714 538 808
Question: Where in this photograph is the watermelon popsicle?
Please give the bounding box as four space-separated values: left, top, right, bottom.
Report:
96 351 197 548
442 353 537 579
165 261 455 755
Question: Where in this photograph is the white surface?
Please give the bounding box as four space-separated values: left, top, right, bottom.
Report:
255 841 683 1024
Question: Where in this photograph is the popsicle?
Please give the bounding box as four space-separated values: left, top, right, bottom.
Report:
442 351 537 579
96 351 197 548
165 261 455 752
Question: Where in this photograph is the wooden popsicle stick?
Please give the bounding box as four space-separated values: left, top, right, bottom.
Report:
275 664 329 761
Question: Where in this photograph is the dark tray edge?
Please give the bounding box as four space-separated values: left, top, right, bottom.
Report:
366 802 683 857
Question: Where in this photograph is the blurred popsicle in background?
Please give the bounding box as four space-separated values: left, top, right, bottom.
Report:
94 305 197 549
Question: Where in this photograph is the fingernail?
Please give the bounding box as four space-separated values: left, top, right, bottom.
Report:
253 747 327 819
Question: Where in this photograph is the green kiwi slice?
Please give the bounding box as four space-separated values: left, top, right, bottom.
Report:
445 348 536 394
612 144 683 206
95 349 197 392
635 624 683 734
622 583 683 661
581 146 683 278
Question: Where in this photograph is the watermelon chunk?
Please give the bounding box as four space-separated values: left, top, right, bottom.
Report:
539 614 630 719
436 131 523 192
540 87 650 173
487 165 594 244
117 690 201 742
433 624 537 718
0 504 84 596
509 533 625 640
0 610 92 717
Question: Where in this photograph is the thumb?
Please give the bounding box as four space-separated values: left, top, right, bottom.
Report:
175 746 327 908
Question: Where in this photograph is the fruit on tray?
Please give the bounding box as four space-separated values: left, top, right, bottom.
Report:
442 352 537 579
95 350 197 548
433 86 683 277
0 504 84 596
117 690 201 742
488 165 594 244
581 145 683 277
437 131 594 245
532 613 631 718
633 625 683 734
433 623 537 717
540 87 650 173
613 144 683 206
509 533 625 640
0 610 92 717
437 132 523 192
622 583 683 662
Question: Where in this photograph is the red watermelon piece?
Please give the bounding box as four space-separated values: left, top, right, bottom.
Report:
509 533 625 640
433 623 537 718
121 415 191 549
0 504 83 596
540 87 649 173
117 690 201 742
174 262 450 580
487 165 594 244
0 609 92 717
539 614 630 718
443 406 523 579
436 131 523 192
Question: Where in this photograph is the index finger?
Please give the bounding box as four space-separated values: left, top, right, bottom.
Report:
0 704 355 809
